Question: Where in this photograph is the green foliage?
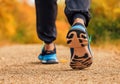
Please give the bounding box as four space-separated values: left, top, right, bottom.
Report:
88 0 120 44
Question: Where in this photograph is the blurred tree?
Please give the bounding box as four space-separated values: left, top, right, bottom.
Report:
0 0 18 40
0 0 119 45
88 0 120 44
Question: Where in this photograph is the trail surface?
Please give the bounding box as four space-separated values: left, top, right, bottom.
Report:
0 45 120 84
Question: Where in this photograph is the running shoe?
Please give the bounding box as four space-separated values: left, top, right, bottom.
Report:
38 45 58 64
66 23 93 69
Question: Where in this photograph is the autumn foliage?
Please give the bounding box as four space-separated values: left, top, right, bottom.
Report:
0 0 120 45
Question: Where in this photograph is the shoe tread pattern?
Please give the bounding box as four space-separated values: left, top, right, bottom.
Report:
67 30 92 70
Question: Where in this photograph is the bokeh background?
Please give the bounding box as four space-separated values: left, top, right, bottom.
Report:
0 0 120 46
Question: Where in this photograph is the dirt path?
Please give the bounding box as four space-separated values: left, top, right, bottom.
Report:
0 45 120 84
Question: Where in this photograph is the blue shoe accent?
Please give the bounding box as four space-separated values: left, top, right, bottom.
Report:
72 25 86 32
38 54 58 64
38 55 43 60
38 46 58 64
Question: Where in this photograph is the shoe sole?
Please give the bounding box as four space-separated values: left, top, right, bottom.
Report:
66 29 93 70
42 62 59 64
41 60 59 64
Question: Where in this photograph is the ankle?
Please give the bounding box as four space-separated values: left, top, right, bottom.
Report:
44 43 55 51
73 18 85 26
